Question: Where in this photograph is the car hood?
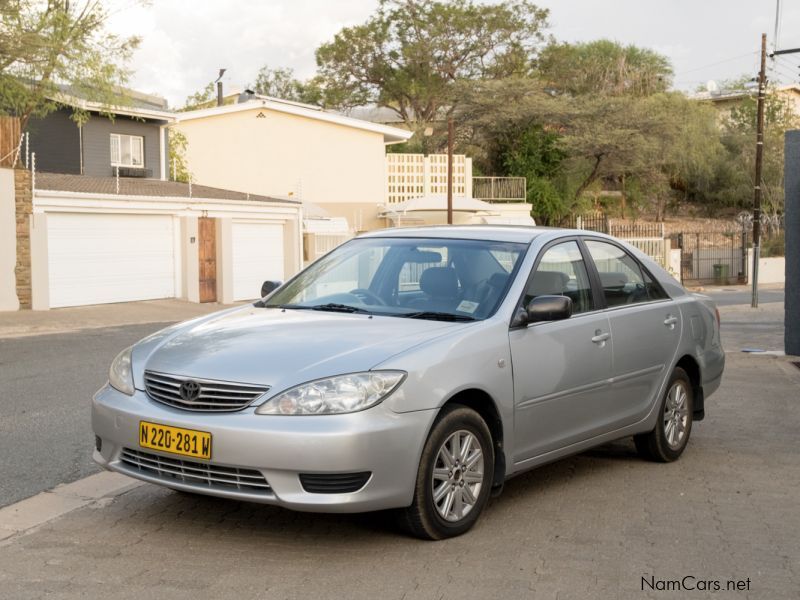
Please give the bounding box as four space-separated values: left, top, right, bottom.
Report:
131 305 464 393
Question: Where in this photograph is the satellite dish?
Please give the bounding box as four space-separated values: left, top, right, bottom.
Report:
706 80 721 96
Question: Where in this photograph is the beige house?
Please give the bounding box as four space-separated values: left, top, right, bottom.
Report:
694 84 800 121
174 98 413 232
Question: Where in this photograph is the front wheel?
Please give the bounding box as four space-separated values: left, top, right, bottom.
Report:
399 405 494 540
635 367 693 462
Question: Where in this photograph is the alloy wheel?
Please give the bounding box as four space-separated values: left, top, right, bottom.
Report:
663 381 689 449
431 429 485 522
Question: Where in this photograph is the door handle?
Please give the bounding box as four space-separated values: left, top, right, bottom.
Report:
591 331 610 344
664 315 678 328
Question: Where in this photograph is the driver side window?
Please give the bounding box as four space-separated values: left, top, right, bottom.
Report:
524 241 594 314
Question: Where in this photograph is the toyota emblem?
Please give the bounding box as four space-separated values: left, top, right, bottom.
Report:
179 380 202 403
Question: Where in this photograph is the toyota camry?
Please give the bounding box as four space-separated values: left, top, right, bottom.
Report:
93 226 724 539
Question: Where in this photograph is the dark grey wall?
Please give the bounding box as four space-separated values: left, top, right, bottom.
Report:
26 108 81 174
82 114 163 178
785 131 799 356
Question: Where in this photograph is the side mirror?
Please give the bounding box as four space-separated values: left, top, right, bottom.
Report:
525 295 572 323
260 280 282 298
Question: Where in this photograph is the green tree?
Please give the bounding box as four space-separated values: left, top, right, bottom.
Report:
537 40 672 97
315 0 549 145
181 81 216 111
0 0 140 129
716 84 798 213
167 128 191 183
252 66 322 104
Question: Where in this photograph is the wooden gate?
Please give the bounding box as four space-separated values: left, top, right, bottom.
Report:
0 117 22 167
198 217 217 303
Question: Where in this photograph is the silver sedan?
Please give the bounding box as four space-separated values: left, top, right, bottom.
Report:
93 226 724 539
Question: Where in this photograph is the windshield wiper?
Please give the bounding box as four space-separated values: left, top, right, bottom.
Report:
308 303 372 314
401 311 476 322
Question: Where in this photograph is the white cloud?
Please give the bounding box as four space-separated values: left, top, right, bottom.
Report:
107 0 379 107
106 0 800 106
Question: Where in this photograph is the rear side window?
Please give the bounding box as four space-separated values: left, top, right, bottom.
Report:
584 240 650 307
642 269 669 300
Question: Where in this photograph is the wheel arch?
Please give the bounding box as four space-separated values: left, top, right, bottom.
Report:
440 388 506 488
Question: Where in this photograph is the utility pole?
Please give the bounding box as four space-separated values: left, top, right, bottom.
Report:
752 33 767 308
446 117 454 225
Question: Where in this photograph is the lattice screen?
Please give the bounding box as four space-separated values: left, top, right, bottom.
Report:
386 154 468 204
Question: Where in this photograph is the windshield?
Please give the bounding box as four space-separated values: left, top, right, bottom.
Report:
265 237 528 321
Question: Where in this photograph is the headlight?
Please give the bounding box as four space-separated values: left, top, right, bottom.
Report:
109 346 134 396
256 371 405 415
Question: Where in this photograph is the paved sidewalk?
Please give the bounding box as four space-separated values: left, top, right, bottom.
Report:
0 299 235 338
0 352 798 599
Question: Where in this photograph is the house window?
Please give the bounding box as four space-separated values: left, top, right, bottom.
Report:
110 134 144 167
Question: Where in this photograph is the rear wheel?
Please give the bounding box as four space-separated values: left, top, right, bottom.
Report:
399 405 494 540
635 367 693 462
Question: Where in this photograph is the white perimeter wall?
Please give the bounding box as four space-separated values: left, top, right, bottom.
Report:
0 168 19 311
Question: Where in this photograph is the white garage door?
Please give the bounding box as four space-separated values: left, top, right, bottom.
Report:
48 213 176 308
232 222 284 301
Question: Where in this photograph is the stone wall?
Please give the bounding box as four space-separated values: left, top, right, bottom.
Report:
14 169 31 309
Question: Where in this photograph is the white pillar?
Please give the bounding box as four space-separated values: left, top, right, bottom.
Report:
0 168 19 311
30 213 50 310
217 217 234 304
465 157 473 199
181 216 199 302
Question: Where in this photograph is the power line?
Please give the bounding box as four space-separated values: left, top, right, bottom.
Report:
768 63 797 81
768 59 798 79
675 51 760 77
772 58 800 71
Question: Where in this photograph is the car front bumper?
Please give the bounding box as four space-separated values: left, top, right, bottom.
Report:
92 384 436 513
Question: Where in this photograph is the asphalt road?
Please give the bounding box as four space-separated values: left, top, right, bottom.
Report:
0 323 171 507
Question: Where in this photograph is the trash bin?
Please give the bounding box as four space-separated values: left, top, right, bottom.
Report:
713 263 729 284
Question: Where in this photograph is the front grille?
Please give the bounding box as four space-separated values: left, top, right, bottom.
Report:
299 472 372 494
120 448 271 494
144 370 269 412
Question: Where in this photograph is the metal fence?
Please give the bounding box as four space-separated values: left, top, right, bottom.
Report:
562 213 609 232
472 177 526 202
667 231 748 286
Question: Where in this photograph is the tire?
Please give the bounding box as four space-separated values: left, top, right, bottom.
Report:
635 367 694 462
399 404 495 540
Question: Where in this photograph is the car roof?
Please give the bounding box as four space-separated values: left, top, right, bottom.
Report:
357 225 573 244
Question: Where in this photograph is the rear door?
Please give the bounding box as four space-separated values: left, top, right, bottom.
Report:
509 239 613 462
582 238 681 426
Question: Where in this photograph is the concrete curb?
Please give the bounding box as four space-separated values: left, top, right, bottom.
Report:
0 472 142 543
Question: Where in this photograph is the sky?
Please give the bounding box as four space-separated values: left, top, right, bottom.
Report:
106 0 800 108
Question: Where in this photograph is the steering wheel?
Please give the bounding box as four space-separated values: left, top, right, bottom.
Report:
349 288 386 306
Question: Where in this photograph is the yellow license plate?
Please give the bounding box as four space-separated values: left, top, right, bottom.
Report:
139 421 212 460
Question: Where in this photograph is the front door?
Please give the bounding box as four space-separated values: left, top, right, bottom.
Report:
198 217 217 303
509 240 613 463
